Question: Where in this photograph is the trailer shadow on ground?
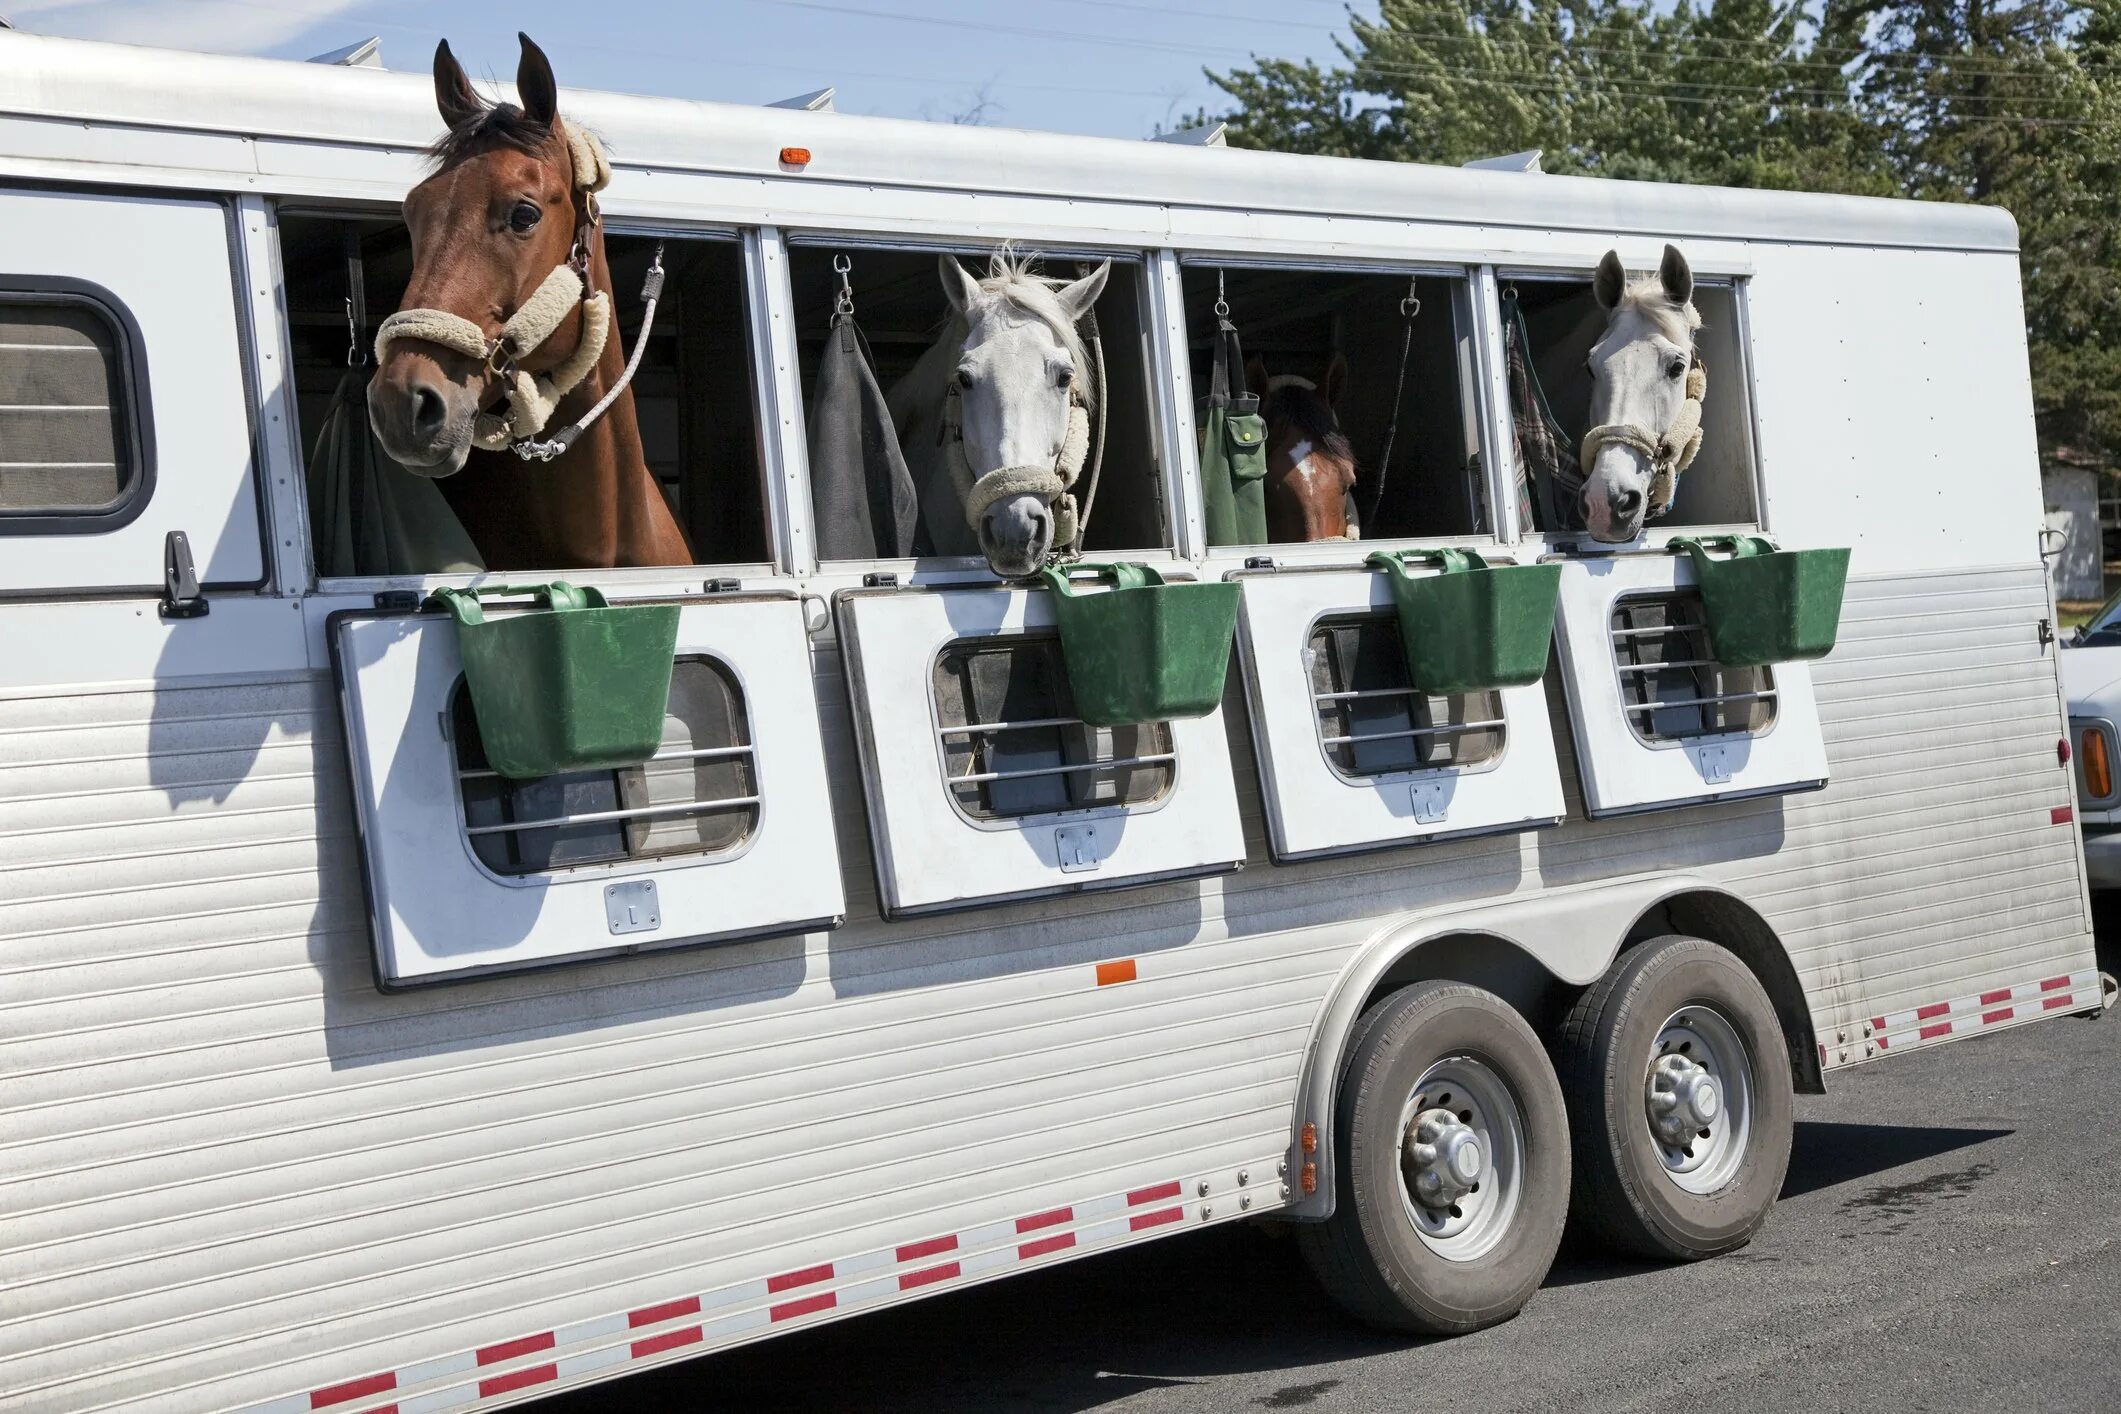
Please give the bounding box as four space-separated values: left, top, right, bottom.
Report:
528 1118 2011 1413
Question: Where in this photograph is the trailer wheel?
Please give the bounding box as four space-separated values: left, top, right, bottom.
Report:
1298 981 1570 1335
1555 934 1793 1261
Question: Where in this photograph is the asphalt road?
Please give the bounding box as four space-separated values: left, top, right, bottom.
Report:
534 954 2121 1413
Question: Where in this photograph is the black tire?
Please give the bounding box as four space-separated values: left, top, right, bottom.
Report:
1297 981 1571 1335
1555 934 1793 1261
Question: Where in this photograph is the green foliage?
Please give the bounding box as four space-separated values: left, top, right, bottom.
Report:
1207 0 2121 465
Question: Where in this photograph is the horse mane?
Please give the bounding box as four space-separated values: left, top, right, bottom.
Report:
965 246 1097 412
1618 274 1703 344
426 100 556 171
1260 378 1354 469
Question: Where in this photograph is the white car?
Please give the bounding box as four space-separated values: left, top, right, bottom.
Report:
2063 595 2121 888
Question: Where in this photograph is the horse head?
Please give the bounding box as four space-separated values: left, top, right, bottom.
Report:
939 253 1108 578
1250 353 1356 541
368 34 604 477
1581 243 1703 542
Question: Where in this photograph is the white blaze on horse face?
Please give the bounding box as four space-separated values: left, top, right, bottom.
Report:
1583 308 1689 543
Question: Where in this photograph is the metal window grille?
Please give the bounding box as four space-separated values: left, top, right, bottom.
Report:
1610 591 1776 743
1306 614 1505 778
454 656 760 876
932 633 1175 821
0 296 132 513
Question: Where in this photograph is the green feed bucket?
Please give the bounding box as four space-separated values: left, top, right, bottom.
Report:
1037 562 1241 727
428 582 679 781
1671 536 1851 668
1366 548 1562 694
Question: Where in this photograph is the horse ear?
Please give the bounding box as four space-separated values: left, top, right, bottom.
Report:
1322 352 1348 407
516 33 560 128
432 39 485 133
1245 355 1269 394
1594 250 1627 310
1659 243 1693 307
938 255 980 316
1053 261 1110 323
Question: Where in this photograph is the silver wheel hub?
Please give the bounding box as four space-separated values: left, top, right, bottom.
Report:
1394 1056 1525 1262
1403 1107 1485 1209
1646 1007 1755 1194
1646 1052 1722 1146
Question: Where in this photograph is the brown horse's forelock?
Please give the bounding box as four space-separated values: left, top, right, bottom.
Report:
426 102 555 171
1261 383 1354 469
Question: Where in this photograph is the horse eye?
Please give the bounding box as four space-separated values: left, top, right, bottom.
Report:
1055 368 1073 388
1667 359 1688 379
955 369 975 390
508 202 541 233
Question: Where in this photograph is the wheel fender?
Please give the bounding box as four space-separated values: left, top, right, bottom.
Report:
1280 872 1732 1220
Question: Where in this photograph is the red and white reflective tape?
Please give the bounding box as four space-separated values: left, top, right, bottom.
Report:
250 1169 1235 1414
1844 970 2102 1060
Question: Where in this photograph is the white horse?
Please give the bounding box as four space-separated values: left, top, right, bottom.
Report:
888 250 1108 577
1581 243 1704 543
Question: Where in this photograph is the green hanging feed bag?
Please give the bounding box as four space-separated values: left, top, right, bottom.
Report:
428 581 679 781
1366 547 1562 695
1037 562 1241 727
1670 535 1851 668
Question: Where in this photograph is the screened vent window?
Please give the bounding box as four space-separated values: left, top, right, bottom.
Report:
454 656 759 875
932 634 1175 821
1308 614 1505 777
0 293 140 518
1611 592 1775 743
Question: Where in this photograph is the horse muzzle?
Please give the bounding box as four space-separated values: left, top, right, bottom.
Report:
367 355 480 477
976 490 1054 579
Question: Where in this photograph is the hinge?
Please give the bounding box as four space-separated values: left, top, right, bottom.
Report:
157 531 209 619
862 571 900 588
2039 617 2055 648
373 589 422 612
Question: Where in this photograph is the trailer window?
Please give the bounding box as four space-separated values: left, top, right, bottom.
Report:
1178 262 1486 545
1610 591 1775 743
1506 275 1757 534
932 634 1175 821
0 286 149 529
788 241 1167 562
277 212 769 576
1308 614 1505 777
453 655 759 876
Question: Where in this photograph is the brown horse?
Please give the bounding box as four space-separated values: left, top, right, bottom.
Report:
367 34 692 570
1248 353 1357 541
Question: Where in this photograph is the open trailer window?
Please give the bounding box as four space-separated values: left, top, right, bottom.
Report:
1232 563 1565 862
836 582 1243 917
787 240 1167 564
1502 269 1757 538
1179 261 1487 547
277 212 769 577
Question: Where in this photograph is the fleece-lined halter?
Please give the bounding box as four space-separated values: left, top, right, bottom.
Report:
373 120 626 459
1579 352 1707 517
947 382 1094 551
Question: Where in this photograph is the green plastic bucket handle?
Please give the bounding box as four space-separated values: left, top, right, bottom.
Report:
426 580 609 627
1038 561 1168 596
1669 534 1777 568
1365 546 1493 579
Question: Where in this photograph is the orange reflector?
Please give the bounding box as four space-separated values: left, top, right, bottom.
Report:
1299 1122 1317 1154
1300 1162 1317 1195
2084 728 2111 799
779 146 811 166
1095 959 1136 987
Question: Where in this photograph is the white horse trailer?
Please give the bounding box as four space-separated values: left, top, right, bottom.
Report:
0 29 2107 1413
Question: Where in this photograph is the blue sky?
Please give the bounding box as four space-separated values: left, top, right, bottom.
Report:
7 0 1378 139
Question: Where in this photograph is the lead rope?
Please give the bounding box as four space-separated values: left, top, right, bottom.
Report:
510 241 666 463
1363 276 1419 529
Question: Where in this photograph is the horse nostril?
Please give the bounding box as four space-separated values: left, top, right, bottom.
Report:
411 384 446 440
1610 488 1643 520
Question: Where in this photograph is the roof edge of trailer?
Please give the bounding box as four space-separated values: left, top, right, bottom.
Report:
0 29 2021 255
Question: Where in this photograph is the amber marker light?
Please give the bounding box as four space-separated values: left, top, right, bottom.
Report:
2084 728 2112 799
779 146 812 167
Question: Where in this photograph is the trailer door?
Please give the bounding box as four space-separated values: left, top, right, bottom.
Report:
0 187 263 596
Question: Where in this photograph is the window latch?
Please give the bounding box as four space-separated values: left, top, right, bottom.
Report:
158 530 209 620
2039 617 2055 648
